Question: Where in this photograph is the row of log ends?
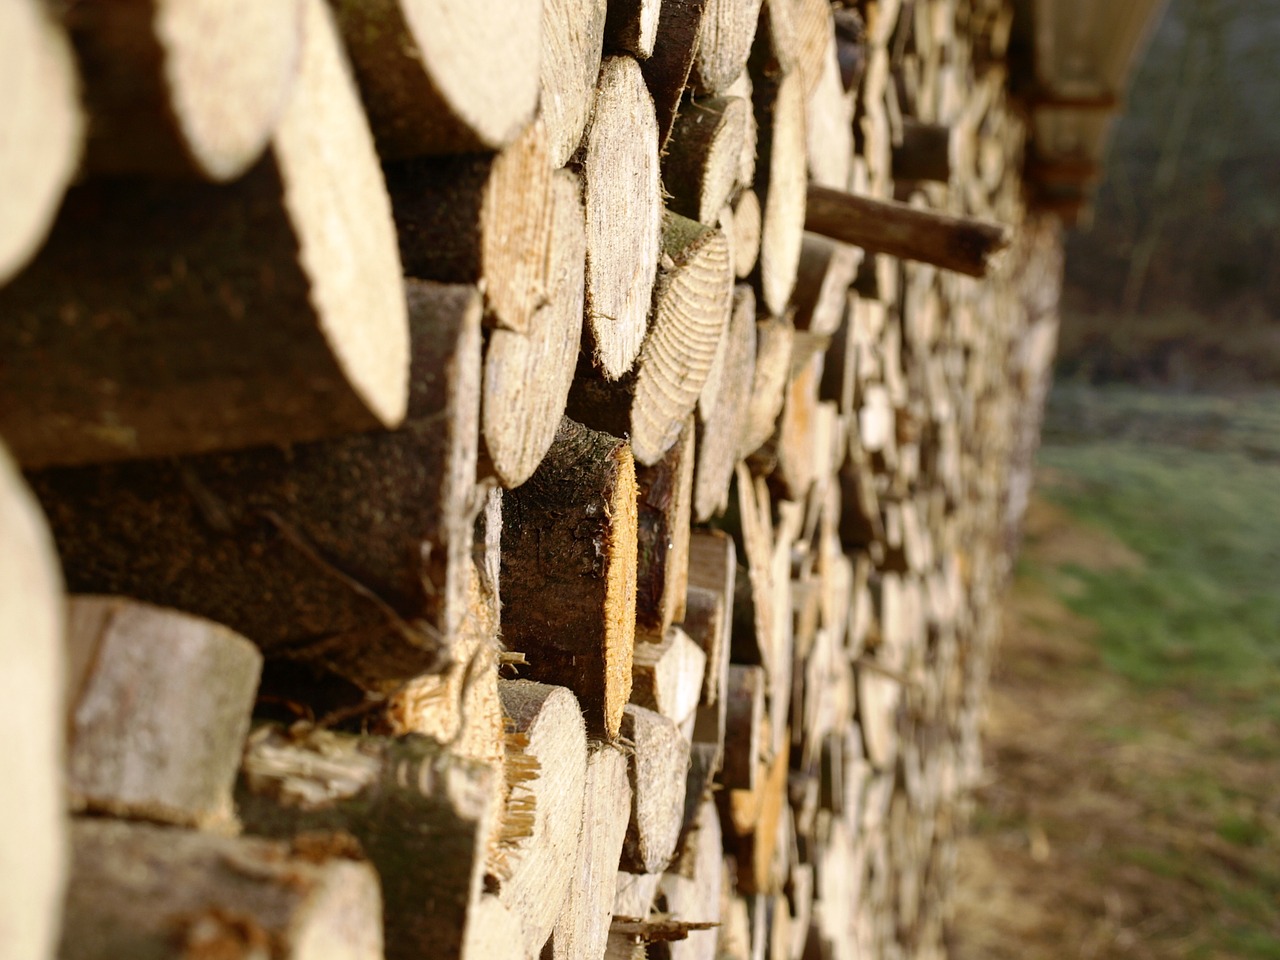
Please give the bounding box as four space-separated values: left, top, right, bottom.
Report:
1 1 1060 960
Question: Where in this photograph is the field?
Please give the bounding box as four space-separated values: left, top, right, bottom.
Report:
949 386 1280 959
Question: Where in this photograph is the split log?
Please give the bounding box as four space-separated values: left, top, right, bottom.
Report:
0 0 82 285
0 0 409 468
751 69 808 316
239 725 496 960
482 170 586 487
659 799 723 960
605 0 662 58
636 421 696 634
30 281 481 690
59 0 301 180
547 745 632 960
663 96 751 225
331 0 540 157
61 818 383 960
720 664 765 790
620 705 691 874
0 445 66 960
694 285 757 521
497 681 589 956
582 56 662 379
893 120 953 183
543 0 609 165
691 0 764 94
386 117 554 334
66 596 262 830
570 212 733 466
640 0 712 148
631 627 707 726
684 531 738 712
731 189 763 279
500 419 638 740
804 185 1010 278
793 235 862 336
726 731 790 894
740 315 795 458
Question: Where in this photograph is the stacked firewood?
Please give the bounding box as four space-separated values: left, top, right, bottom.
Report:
0 0 1062 959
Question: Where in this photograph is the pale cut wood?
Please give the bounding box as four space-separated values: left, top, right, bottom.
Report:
61 818 383 960
0 0 82 285
806 30 855 189
239 725 496 960
789 0 834 98
620 705 691 873
727 731 789 894
66 596 261 830
664 96 751 224
500 419 638 739
691 0 764 94
464 896 530 960
631 627 707 725
0 445 65 960
752 69 808 315
724 71 758 188
805 185 1010 277
543 0 609 165
583 56 662 379
615 870 662 919
497 681 589 956
740 315 795 458
732 189 763 279
547 745 632 960
721 664 765 790
640 0 712 147
0 0 409 467
694 285 757 521
332 0 540 157
387 117 555 334
605 0 662 58
659 799 723 960
793 235 862 336
60 0 300 180
483 170 586 488
30 281 480 689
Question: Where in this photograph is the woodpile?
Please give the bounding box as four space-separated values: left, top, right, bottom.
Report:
0 1 1066 960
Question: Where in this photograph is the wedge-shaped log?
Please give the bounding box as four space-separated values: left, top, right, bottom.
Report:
0 445 66 960
0 0 408 468
331 0 539 157
0 0 82 284
238 725 494 960
663 96 750 225
805 185 1011 277
30 282 480 689
543 0 608 164
632 627 707 726
66 596 261 830
500 419 638 739
605 0 662 58
620 705 691 873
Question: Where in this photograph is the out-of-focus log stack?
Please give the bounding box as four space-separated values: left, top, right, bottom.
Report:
0 1 1066 959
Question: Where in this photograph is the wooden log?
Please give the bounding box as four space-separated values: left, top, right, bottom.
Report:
0 445 66 960
497 681 589 956
0 0 409 468
694 285 757 521
684 531 737 712
726 732 790 894
793 235 862 336
636 421 696 634
61 818 383 960
740 315 795 458
547 745 632 960
482 170 586 488
631 627 707 725
582 56 663 379
659 799 723 960
543 0 609 165
238 725 496 960
615 870 662 919
605 0 662 58
463 896 529 960
0 0 82 285
663 96 751 225
640 0 712 148
804 185 1010 278
691 0 764 94
30 281 481 690
620 705 691 873
720 664 765 790
893 120 953 183
386 117 554 334
732 189 763 279
66 596 261 830
58 0 300 180
806 27 854 189
751 69 808 316
499 419 638 740
331 0 539 157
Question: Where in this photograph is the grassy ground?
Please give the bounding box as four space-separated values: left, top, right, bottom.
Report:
949 386 1280 959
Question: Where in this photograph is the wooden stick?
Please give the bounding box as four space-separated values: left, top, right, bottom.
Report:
804 184 1011 278
542 0 609 165
0 0 409 467
330 0 540 157
499 419 638 740
0 445 66 960
62 819 384 960
0 0 82 284
66 596 261 830
620 705 691 874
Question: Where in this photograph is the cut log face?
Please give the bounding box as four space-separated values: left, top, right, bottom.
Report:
0 446 66 960
66 596 262 830
694 285 757 521
631 627 707 726
500 419 638 740
659 799 724 960
59 0 300 181
0 0 82 285
731 189 763 279
542 0 609 165
663 96 751 224
583 56 662 379
691 0 764 94
332 0 540 157
30 281 482 689
61 818 384 960
0 0 409 467
740 315 796 459
605 0 662 58
620 704 691 874
464 896 529 960
752 68 808 316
